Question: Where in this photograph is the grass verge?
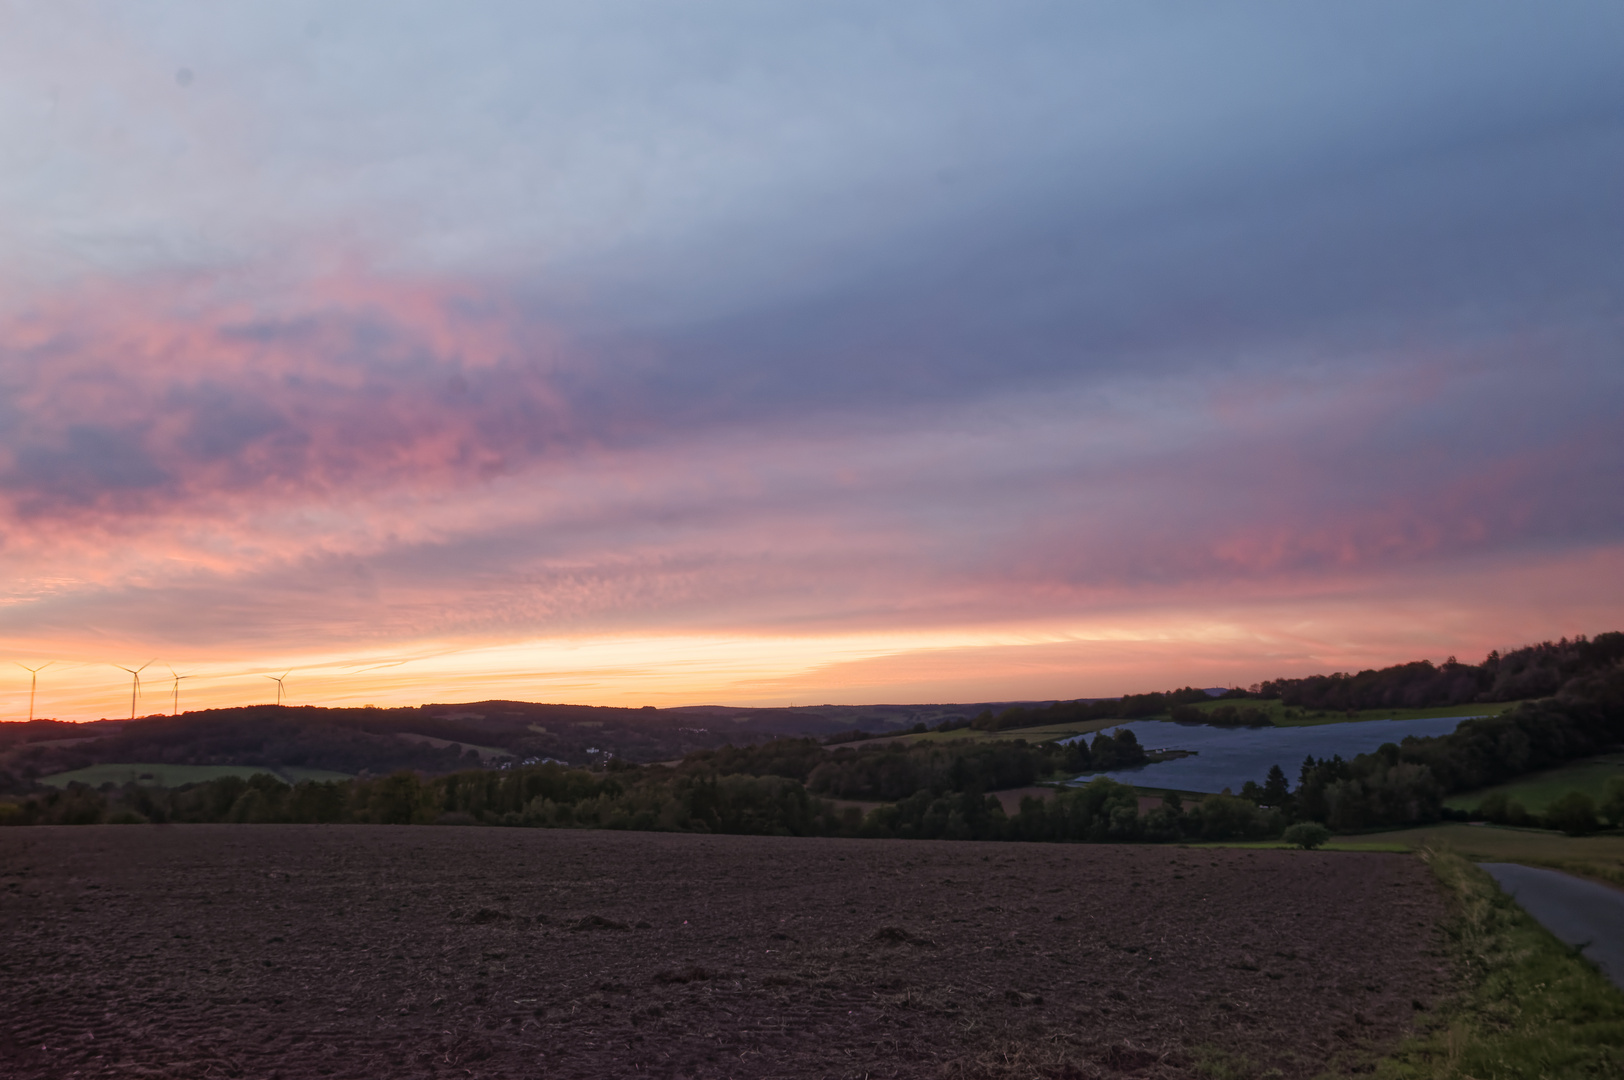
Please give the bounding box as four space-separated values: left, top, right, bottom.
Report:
1335 824 1624 890
1373 850 1624 1080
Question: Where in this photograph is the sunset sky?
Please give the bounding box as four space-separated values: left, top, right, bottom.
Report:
4 3 1622 721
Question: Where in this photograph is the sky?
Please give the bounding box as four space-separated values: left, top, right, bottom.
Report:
3 2 1622 721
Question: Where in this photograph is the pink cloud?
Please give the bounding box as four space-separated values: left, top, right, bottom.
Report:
0 270 573 525
2 272 1619 719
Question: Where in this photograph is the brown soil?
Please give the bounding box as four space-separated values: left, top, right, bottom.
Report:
991 787 1057 815
0 826 1450 1079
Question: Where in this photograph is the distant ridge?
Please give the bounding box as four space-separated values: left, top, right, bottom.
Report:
4 632 1617 793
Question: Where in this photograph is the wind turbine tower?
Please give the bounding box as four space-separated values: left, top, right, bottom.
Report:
114 660 155 721
166 666 194 716
16 662 53 722
265 671 290 707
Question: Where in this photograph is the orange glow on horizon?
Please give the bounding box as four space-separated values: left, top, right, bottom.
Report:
9 543 1621 723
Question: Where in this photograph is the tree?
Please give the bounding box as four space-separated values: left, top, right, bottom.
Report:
1282 822 1330 849
1186 793 1274 841
1262 764 1292 811
367 771 432 825
1477 791 1534 827
1544 791 1599 837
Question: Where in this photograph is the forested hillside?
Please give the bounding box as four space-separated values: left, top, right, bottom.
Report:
1260 633 1624 710
0 699 1015 791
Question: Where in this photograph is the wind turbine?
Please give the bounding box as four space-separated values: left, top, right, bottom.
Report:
16 661 53 722
114 660 155 720
264 671 290 706
165 666 195 716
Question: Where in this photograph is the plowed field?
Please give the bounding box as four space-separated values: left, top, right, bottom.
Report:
0 826 1449 1079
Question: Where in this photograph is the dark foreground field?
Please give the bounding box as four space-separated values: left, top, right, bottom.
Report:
0 828 1449 1079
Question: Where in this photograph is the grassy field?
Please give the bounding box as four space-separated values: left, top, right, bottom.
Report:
277 766 357 783
1443 753 1624 815
1373 852 1624 1080
1204 822 1624 888
887 699 1512 747
396 731 512 762
39 763 353 789
1201 698 1515 727
1234 698 1513 724
895 716 1126 745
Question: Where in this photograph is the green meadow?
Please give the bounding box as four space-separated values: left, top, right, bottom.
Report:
1087 696 1512 729
1442 753 1624 815
39 763 353 789
898 716 1125 745
395 731 513 763
1199 821 1624 888
1202 698 1515 727
893 698 1509 747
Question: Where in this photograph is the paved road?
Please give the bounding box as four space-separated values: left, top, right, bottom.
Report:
1481 863 1624 989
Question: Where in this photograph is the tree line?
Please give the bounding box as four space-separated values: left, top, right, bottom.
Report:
0 763 1291 846
1258 633 1624 712
5 633 1620 841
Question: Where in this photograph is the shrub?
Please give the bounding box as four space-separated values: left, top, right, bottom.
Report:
1601 775 1624 829
1477 791 1536 828
1545 791 1600 837
1283 822 1330 850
